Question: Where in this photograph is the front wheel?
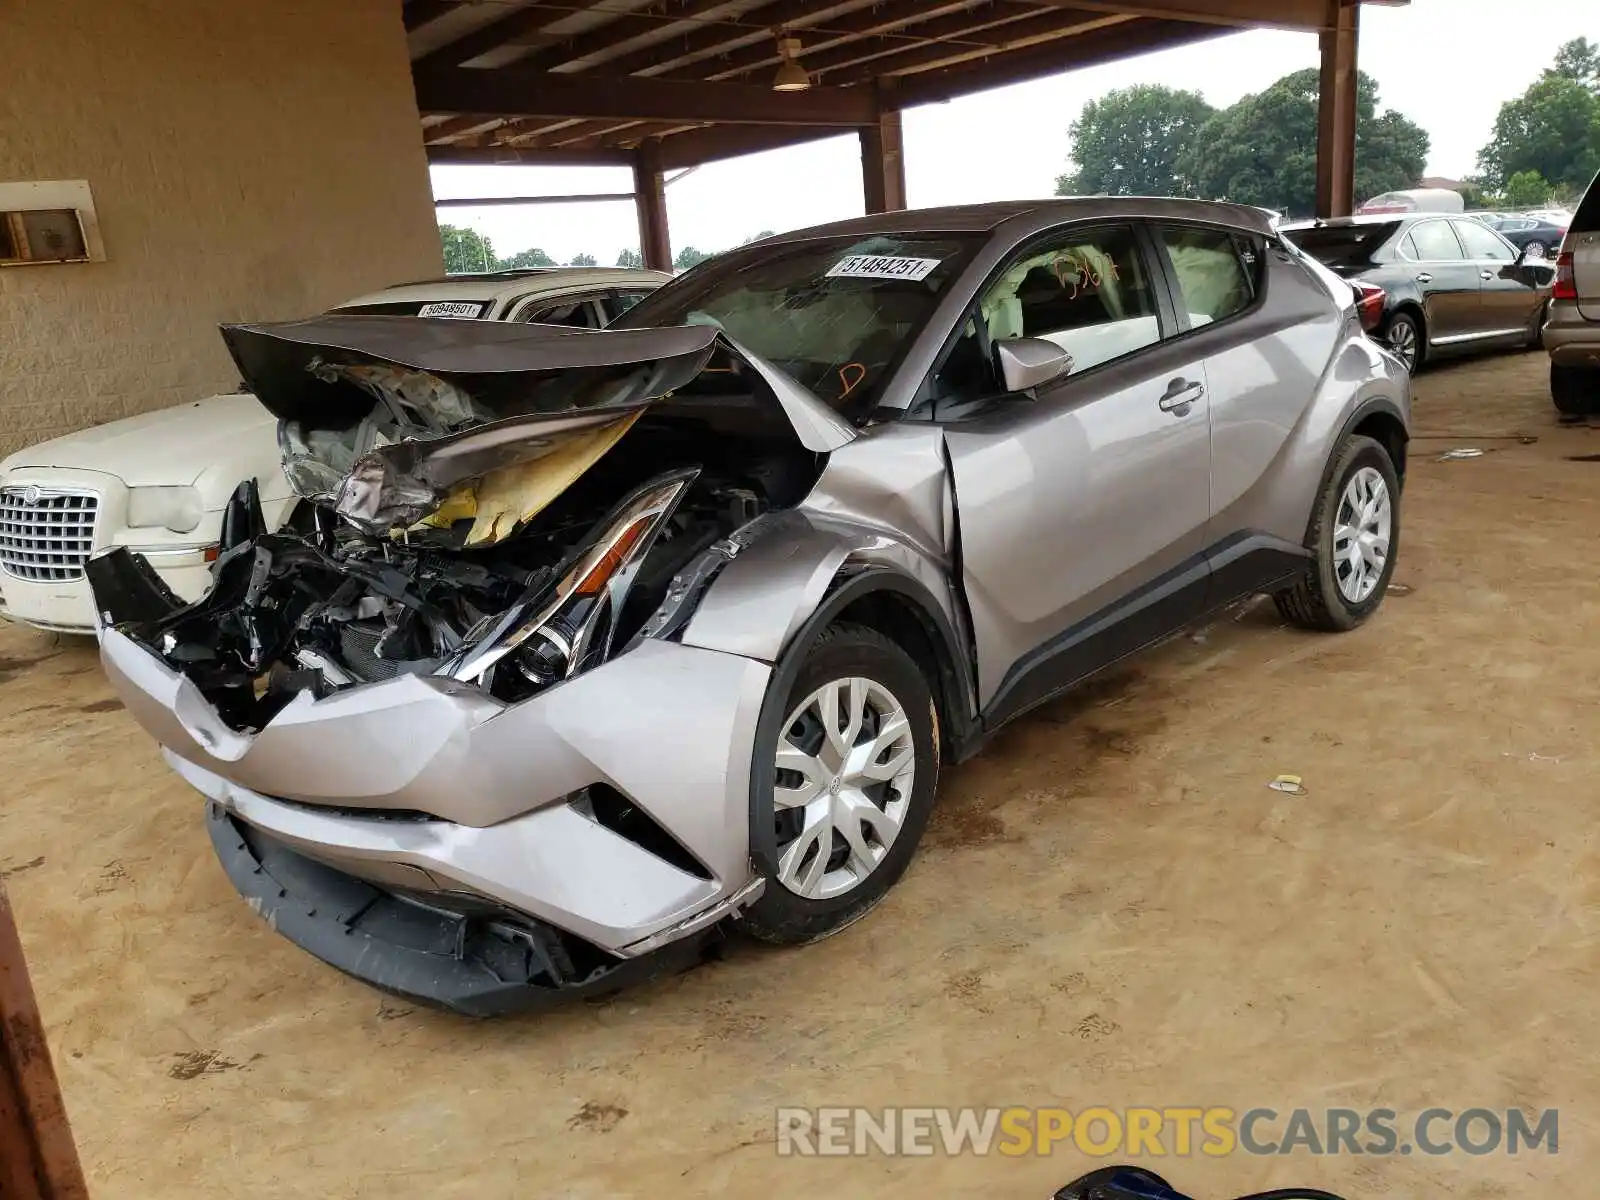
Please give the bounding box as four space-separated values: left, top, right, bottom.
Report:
739 624 940 945
1275 435 1401 632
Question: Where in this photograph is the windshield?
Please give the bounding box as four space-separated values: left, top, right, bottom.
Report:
612 232 984 417
1281 223 1401 268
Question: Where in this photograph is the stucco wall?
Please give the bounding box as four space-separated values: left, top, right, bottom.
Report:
0 0 442 457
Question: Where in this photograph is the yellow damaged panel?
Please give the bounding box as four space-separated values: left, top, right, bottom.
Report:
407 410 644 546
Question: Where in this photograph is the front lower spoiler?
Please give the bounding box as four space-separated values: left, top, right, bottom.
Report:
98 626 773 964
206 805 723 1017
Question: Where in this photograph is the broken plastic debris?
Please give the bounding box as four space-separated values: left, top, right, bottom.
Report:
1436 448 1486 461
1388 582 1414 596
1268 774 1307 796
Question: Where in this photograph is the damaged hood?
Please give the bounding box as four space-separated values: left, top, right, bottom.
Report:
221 316 851 541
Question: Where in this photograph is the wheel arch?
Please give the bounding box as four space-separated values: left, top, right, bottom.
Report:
742 567 975 876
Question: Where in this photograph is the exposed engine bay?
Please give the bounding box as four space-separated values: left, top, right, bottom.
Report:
89 316 836 732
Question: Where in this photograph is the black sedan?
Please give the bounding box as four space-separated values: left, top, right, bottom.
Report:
1484 215 1568 260
1282 214 1555 373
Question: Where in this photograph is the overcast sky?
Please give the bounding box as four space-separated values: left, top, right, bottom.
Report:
429 0 1596 265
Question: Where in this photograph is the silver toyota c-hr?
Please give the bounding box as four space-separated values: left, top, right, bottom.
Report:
91 199 1410 1015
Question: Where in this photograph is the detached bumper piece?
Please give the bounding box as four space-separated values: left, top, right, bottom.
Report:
208 805 713 1017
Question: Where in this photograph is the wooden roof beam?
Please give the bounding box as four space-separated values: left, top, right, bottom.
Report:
509 0 772 74
591 0 865 78
426 143 635 166
1022 0 1329 32
413 64 880 125
823 10 1137 84
404 0 463 33
667 0 1030 82
894 16 1230 105
703 5 1088 84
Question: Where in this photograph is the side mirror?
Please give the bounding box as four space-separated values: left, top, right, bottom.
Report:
996 337 1073 394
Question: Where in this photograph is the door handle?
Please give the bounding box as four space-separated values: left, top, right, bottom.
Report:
1415 272 1433 284
1158 378 1205 413
1481 269 1495 280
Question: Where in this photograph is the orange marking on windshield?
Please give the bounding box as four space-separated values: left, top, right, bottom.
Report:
837 362 868 400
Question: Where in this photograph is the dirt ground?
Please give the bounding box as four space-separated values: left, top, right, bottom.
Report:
2 349 1596 1198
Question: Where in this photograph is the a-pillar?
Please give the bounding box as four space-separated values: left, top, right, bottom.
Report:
632 137 672 271
1314 0 1360 219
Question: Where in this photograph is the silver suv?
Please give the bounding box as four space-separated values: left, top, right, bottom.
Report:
1545 171 1600 415
91 199 1410 1014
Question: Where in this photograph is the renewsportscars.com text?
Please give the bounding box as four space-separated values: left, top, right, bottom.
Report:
775 1106 1558 1158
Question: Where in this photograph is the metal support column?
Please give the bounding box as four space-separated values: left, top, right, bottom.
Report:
1314 0 1360 219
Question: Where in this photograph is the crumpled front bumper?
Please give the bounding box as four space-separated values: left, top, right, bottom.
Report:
99 628 772 964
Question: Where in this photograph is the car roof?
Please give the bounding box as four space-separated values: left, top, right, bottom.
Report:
756 197 1278 244
1281 214 1432 231
336 267 672 309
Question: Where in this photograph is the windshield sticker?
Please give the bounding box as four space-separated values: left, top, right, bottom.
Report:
418 301 487 319
826 255 942 282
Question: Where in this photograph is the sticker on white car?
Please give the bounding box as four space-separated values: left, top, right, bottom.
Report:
826 255 942 282
418 301 487 319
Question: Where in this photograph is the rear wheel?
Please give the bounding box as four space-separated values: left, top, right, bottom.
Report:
1275 435 1400 632
1552 363 1600 416
1525 300 1549 350
1524 239 1549 260
1384 311 1424 375
739 624 939 945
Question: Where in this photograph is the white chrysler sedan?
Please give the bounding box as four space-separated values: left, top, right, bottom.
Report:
0 267 669 632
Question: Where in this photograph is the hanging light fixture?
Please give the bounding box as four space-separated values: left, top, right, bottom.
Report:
772 35 811 93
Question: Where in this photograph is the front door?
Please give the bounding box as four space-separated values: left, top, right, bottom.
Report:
1401 219 1480 343
936 222 1212 721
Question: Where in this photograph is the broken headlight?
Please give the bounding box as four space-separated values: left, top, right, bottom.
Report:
442 468 699 701
126 485 204 534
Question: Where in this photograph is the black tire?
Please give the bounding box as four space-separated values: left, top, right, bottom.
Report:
1383 310 1425 375
1274 435 1401 633
739 624 940 945
1552 362 1600 417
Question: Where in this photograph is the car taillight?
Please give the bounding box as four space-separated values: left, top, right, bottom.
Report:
1552 251 1577 301
1351 281 1387 333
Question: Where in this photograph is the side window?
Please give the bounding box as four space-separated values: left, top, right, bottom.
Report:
1453 219 1515 262
1159 226 1256 327
521 298 600 327
1408 221 1465 262
977 224 1159 376
603 290 654 324
1397 233 1419 261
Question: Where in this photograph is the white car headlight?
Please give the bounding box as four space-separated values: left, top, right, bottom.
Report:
126 485 204 534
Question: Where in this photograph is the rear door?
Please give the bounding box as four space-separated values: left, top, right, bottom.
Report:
1452 217 1540 336
938 222 1212 718
1400 219 1479 342
1571 175 1600 322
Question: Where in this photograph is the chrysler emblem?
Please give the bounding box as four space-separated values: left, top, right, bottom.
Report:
19 486 41 506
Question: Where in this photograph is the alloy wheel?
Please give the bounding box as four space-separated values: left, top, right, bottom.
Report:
1333 466 1391 604
1386 319 1418 371
771 676 916 900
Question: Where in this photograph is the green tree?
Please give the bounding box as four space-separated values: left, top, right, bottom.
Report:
615 248 643 268
1503 169 1551 208
1477 49 1600 192
438 223 496 273
569 252 597 266
1055 84 1214 197
1553 36 1600 93
497 247 556 269
674 245 711 270
1181 70 1428 217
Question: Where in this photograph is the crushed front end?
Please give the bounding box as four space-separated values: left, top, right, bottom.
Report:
91 316 835 1014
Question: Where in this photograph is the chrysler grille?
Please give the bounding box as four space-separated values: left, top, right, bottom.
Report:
0 488 100 582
